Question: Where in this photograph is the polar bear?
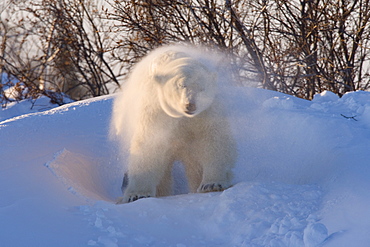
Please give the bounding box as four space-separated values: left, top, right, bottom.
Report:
111 45 236 203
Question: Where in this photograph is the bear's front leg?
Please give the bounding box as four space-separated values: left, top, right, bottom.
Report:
194 127 236 194
118 170 161 203
186 147 234 194
118 147 172 203
197 151 235 193
117 170 156 204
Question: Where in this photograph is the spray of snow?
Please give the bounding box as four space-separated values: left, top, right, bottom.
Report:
110 44 229 168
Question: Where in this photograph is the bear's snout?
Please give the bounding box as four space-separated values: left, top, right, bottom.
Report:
185 102 197 114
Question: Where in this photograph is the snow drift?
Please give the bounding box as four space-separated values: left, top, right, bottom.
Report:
1 87 370 246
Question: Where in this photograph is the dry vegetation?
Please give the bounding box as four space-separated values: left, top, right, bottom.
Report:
1 0 370 106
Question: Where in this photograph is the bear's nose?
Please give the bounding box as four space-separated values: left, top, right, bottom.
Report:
185 103 196 114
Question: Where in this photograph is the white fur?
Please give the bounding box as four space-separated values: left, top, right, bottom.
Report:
111 45 236 203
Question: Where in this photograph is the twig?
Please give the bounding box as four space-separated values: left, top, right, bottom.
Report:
341 114 358 121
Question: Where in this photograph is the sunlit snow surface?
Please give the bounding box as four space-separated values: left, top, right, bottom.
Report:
1 88 370 246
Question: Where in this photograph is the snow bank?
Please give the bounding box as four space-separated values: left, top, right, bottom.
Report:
0 95 73 122
1 87 370 246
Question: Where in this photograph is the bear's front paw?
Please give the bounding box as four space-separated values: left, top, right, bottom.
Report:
198 183 230 193
116 194 151 204
127 194 151 203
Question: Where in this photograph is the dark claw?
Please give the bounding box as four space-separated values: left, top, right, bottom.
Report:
200 183 224 192
128 195 150 203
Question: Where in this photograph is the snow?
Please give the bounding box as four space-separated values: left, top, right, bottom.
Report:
0 96 66 122
1 87 370 246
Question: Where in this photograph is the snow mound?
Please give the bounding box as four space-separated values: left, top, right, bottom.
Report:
1 96 60 122
1 87 370 246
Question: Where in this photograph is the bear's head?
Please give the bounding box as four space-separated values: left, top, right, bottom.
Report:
151 51 217 118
